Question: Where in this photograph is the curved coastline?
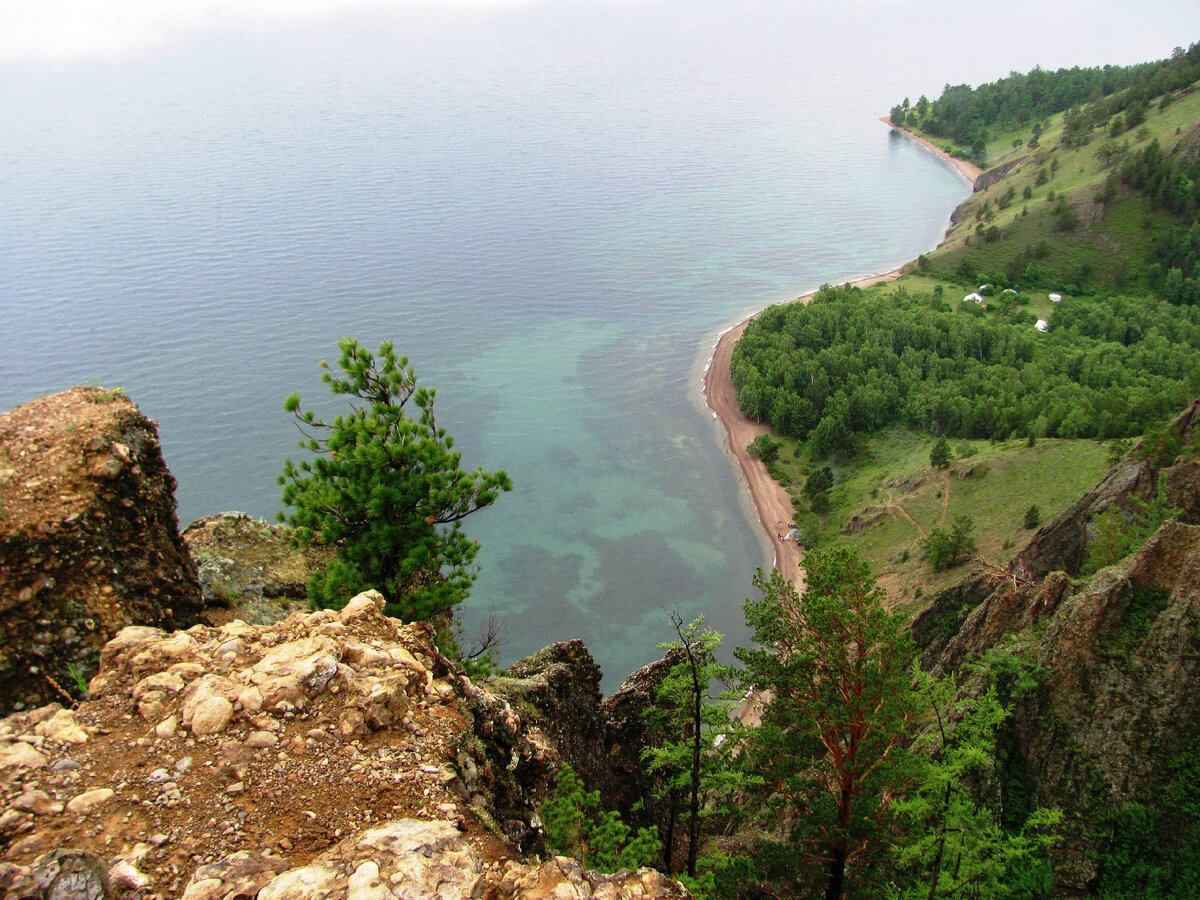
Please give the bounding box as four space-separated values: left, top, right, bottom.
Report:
881 117 984 186
701 267 904 590
702 120 978 588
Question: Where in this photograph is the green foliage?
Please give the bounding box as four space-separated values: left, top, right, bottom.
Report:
65 662 90 698
541 764 661 874
279 339 512 621
731 285 1200 454
1095 741 1200 898
746 434 779 464
978 648 1049 706
735 550 920 898
893 47 1200 164
930 437 952 469
1023 504 1041 529
803 465 834 512
643 616 739 877
925 515 977 572
889 678 1061 898
1082 479 1181 576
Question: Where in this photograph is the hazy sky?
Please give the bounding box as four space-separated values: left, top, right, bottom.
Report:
5 0 1198 69
0 0 528 63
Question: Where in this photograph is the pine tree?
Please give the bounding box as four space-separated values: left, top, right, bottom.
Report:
642 614 739 877
279 338 512 621
736 550 920 899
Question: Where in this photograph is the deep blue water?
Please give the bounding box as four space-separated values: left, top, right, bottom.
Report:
3 0 1195 688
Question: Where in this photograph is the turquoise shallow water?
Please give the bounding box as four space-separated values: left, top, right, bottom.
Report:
3 0 1194 687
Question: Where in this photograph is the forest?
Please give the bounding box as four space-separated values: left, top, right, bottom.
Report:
730 283 1200 458
890 42 1200 160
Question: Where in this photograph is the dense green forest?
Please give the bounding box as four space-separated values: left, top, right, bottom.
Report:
731 283 1200 457
890 43 1200 160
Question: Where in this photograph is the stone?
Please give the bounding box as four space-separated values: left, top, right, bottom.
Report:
0 742 47 769
180 851 290 900
34 708 89 744
246 730 279 749
189 696 235 736
156 715 179 738
31 848 113 900
66 788 114 815
13 790 64 816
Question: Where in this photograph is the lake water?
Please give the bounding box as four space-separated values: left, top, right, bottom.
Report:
3 0 1194 689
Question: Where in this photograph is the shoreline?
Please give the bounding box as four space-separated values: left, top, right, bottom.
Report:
701 267 904 589
702 119 979 588
881 117 984 186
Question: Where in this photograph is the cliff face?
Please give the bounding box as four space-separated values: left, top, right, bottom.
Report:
0 388 204 715
0 591 688 899
911 403 1200 890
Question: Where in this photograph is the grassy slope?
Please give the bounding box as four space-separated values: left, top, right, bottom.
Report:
740 85 1200 606
763 374 1111 611
914 89 1200 292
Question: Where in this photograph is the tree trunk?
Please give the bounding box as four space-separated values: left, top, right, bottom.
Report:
826 846 847 900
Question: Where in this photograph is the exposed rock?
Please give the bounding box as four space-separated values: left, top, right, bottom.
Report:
971 155 1027 192
13 790 64 816
497 856 689 900
66 788 114 815
181 851 290 900
0 387 204 715
183 512 332 625
599 649 685 830
495 641 608 791
910 411 1200 890
33 849 113 900
0 591 575 897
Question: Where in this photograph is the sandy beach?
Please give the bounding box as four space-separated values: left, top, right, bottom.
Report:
702 268 904 589
881 118 984 186
702 120 980 590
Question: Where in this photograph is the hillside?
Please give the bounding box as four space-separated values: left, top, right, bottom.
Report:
894 43 1200 296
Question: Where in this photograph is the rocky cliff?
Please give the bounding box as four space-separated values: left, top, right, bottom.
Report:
0 388 204 715
0 591 688 899
911 402 1200 891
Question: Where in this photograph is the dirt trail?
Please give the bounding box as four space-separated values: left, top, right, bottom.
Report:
883 487 927 538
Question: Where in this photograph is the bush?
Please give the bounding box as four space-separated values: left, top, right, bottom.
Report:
541 764 661 873
747 434 780 464
1023 505 1041 529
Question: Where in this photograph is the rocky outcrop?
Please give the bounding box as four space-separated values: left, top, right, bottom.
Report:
0 387 204 715
909 403 1200 890
914 401 1200 663
489 641 609 794
972 156 1027 192
485 640 686 841
599 650 684 829
0 591 639 897
182 512 333 625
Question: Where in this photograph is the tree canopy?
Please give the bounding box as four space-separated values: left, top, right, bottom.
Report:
279 338 512 622
731 283 1200 456
736 550 920 898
